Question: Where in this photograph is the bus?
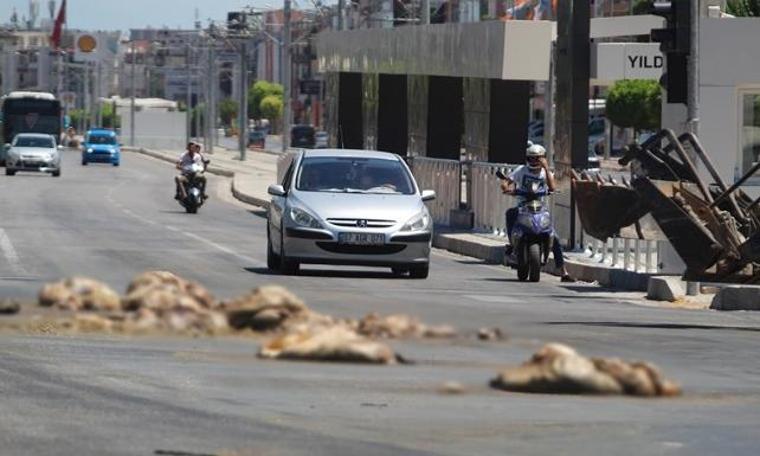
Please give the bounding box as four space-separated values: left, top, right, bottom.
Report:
1 91 62 165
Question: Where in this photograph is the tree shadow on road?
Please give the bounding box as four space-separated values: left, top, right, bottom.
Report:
545 321 760 333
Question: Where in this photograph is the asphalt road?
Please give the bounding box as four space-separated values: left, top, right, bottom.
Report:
0 149 759 455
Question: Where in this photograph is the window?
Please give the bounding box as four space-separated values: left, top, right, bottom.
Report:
295 157 415 195
740 93 760 177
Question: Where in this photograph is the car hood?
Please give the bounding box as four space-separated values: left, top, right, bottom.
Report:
11 147 56 156
291 191 426 224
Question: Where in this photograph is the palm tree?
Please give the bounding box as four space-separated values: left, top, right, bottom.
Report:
726 0 760 16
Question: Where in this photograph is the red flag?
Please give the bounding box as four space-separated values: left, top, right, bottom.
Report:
50 0 67 49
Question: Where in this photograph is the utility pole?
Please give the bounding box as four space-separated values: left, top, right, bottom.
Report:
338 0 345 30
282 0 292 153
238 40 248 160
186 43 192 146
687 0 699 136
205 40 215 154
129 41 136 147
83 62 90 131
423 0 430 24
96 61 102 127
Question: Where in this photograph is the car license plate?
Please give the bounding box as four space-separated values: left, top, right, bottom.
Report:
338 232 385 245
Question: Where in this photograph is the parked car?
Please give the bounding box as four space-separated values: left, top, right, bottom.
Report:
81 128 120 166
314 131 329 149
248 130 266 148
267 149 436 278
4 133 61 177
291 125 316 148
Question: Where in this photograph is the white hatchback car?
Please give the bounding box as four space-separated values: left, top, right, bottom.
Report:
4 133 61 177
267 149 436 278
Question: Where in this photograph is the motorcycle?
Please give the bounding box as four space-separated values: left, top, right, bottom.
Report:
179 162 206 214
497 170 554 282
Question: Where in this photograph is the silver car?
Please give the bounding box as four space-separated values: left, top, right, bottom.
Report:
267 149 436 278
4 133 61 177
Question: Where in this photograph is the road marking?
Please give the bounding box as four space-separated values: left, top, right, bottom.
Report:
177 229 265 267
463 294 520 303
0 228 29 275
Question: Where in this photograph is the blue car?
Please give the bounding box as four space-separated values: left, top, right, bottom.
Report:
82 129 120 166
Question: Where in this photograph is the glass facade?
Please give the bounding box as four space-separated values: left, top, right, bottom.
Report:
740 92 760 177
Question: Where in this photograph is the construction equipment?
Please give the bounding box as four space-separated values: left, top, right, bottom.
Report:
572 129 760 284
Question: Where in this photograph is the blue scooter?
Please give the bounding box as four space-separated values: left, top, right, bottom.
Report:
497 171 554 282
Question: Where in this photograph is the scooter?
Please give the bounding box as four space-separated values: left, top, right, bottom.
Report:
178 162 206 214
496 171 554 282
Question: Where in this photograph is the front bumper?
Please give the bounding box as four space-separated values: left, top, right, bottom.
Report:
283 227 432 267
83 151 120 163
7 158 60 172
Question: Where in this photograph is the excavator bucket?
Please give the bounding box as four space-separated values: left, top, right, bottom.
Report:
572 177 649 241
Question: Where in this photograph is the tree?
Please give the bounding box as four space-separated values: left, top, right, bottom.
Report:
726 0 760 16
260 95 283 123
99 103 120 129
606 80 662 135
218 99 238 127
632 0 654 15
248 80 283 119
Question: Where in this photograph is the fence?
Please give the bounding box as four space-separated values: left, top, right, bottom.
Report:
469 161 520 235
406 156 461 226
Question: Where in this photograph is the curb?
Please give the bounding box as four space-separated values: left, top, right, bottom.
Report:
126 146 267 209
231 178 270 210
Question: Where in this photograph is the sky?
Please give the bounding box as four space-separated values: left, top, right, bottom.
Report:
2 0 300 32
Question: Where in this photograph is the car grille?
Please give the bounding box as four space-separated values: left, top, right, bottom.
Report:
316 242 406 255
326 218 396 228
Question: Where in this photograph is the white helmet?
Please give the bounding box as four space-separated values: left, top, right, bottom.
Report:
526 144 546 170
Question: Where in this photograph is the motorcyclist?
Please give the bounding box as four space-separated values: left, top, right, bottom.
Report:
500 144 576 283
175 141 209 201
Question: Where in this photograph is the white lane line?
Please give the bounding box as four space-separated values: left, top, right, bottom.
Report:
0 228 29 275
177 229 265 267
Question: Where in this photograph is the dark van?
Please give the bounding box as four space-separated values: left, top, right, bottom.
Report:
291 125 316 148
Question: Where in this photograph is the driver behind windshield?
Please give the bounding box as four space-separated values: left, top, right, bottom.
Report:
501 143 575 282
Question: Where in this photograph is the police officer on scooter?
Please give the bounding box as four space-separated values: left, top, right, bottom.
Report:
500 143 576 282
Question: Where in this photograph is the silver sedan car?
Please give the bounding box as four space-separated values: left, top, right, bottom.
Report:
267 149 436 278
4 133 61 177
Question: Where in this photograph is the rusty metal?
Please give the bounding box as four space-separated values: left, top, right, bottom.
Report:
572 129 760 284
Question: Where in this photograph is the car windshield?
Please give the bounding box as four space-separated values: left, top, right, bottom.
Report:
14 136 54 148
296 156 415 195
88 135 116 145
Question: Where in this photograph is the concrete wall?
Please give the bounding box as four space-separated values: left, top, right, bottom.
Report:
119 109 186 150
317 21 552 81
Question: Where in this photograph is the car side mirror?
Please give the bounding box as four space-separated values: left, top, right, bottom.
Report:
421 190 436 201
267 184 287 197
3 143 10 151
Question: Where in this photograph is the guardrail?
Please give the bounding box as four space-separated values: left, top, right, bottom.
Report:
581 236 665 274
406 156 461 226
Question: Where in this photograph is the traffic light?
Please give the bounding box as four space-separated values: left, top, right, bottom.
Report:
649 1 691 104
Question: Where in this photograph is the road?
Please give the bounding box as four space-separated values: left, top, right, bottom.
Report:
0 149 759 455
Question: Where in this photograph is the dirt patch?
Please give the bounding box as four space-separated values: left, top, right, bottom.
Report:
39 277 121 312
490 343 681 397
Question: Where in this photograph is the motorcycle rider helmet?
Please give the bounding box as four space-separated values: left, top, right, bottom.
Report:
526 144 546 171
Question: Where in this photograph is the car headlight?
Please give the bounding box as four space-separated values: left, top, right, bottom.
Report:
400 210 431 232
87 148 94 153
290 207 323 229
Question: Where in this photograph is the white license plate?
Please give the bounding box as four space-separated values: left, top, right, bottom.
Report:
338 232 385 245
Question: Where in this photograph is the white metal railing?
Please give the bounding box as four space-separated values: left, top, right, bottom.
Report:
469 161 521 235
407 157 461 226
582 235 668 274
